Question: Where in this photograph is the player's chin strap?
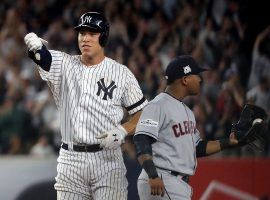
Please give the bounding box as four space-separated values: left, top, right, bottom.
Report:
161 174 172 200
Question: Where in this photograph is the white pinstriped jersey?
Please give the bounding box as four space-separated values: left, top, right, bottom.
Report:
39 50 147 146
135 92 201 175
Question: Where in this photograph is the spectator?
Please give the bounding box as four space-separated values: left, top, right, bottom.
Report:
248 25 270 89
247 76 270 116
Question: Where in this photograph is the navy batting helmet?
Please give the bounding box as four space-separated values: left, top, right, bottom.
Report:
74 12 109 47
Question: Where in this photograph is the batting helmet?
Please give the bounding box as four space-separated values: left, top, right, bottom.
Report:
74 12 109 47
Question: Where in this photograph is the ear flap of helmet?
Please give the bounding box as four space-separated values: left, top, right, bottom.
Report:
99 20 109 47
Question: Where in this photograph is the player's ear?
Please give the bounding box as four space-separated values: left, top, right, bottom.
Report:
181 76 188 86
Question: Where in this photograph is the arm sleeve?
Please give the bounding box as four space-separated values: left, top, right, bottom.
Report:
28 45 52 71
122 68 148 115
196 140 207 157
135 102 163 140
133 134 156 156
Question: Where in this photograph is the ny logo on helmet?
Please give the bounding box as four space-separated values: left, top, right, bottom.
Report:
96 78 117 100
183 65 191 74
82 16 102 27
82 16 92 24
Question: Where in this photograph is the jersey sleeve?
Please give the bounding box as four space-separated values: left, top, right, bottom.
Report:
38 50 63 82
135 102 163 140
122 68 148 115
38 50 64 108
194 128 202 146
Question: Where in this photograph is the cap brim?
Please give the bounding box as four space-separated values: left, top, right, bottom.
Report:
193 67 209 75
74 25 101 32
200 68 208 72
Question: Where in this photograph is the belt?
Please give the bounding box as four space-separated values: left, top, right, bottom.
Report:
61 142 103 152
170 171 189 183
156 166 189 183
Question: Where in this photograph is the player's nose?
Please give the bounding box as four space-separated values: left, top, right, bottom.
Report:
82 35 90 42
82 33 93 42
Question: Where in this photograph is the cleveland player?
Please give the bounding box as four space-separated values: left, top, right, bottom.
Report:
24 12 147 200
134 55 240 200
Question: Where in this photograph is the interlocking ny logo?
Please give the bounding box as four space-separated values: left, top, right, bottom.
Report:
183 65 191 74
96 78 117 100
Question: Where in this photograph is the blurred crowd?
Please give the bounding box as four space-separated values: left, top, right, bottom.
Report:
0 0 269 158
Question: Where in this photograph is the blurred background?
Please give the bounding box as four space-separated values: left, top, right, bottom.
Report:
0 0 269 199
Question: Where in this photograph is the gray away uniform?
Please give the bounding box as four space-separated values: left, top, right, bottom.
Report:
135 92 202 200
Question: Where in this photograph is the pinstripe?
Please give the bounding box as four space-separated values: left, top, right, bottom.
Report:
108 150 114 200
39 52 146 199
75 152 81 192
112 150 118 200
58 191 89 200
62 55 75 141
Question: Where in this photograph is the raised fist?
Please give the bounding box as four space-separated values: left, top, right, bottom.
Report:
24 32 48 52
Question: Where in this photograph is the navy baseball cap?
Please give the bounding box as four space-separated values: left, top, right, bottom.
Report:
165 55 207 84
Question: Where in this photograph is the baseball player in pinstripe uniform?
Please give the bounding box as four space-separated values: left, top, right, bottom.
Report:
24 12 147 200
133 55 240 200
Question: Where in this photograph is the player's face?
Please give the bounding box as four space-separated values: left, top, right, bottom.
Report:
185 74 202 95
78 30 103 58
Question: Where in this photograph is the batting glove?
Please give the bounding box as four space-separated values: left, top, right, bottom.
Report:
96 125 127 149
24 32 48 52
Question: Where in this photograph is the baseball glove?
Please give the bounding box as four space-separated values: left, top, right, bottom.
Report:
232 104 267 146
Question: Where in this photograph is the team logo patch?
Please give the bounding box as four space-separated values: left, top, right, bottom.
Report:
183 65 191 74
139 119 159 127
96 78 117 100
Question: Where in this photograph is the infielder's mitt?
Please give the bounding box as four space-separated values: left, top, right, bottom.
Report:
232 104 267 146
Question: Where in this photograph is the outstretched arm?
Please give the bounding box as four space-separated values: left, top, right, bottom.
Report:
208 133 238 155
196 132 238 157
197 104 267 157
